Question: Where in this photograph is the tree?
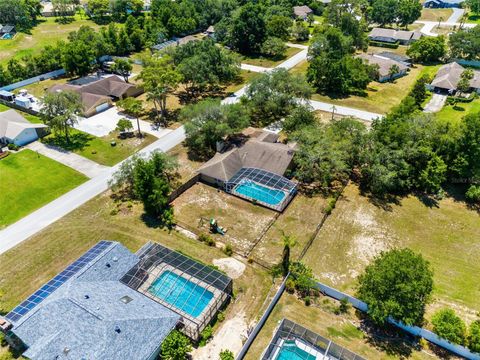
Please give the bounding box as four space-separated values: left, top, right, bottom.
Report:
139 55 182 124
62 37 96 77
0 0 39 30
370 0 398 26
117 98 143 137
52 0 76 22
283 104 316 134
397 0 422 28
40 90 83 144
291 21 310 42
407 36 446 63
266 15 293 40
357 248 433 326
161 330 192 360
449 26 480 60
219 349 234 360
388 64 400 82
261 37 287 58
418 153 447 193
431 308 467 345
468 320 480 353
111 58 133 83
281 234 297 277
465 185 480 204
182 99 250 159
116 118 133 134
227 3 266 54
409 74 430 106
243 68 312 126
458 69 474 93
87 0 110 21
467 0 480 14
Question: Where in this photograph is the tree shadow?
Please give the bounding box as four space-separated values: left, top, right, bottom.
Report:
42 132 93 152
358 313 421 359
361 189 401 212
414 193 439 208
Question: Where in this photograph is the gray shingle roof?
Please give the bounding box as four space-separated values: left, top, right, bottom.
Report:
357 53 409 78
0 110 47 140
10 242 180 360
431 62 480 91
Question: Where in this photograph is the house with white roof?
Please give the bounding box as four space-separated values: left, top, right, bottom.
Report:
0 110 48 146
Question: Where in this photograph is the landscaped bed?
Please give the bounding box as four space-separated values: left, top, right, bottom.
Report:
303 183 480 320
0 149 87 228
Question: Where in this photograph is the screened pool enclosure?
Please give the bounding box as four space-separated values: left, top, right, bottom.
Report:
262 319 366 360
225 167 297 212
121 243 232 340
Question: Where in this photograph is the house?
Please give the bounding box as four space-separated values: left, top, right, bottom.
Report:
206 25 215 38
375 51 412 67
0 241 181 360
0 110 48 146
357 53 409 82
0 90 15 101
152 35 199 52
424 0 464 8
49 76 142 117
368 27 422 45
293 5 313 20
429 62 480 94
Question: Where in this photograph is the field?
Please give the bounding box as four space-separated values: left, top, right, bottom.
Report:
420 8 453 21
303 184 480 320
290 61 439 114
244 293 438 360
43 129 157 166
240 47 302 68
0 16 100 65
0 150 87 228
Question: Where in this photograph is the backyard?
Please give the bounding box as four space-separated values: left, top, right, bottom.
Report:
0 150 87 228
302 184 480 320
0 16 100 65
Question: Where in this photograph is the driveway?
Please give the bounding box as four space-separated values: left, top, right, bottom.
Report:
75 107 172 139
423 93 447 113
447 8 465 24
26 142 109 178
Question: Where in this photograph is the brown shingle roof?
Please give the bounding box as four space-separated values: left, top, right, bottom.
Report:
293 5 313 17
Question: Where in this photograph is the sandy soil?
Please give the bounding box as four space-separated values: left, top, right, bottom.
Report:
192 313 248 360
213 257 246 279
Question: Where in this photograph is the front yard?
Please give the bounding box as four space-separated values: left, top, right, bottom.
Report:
239 47 303 68
0 149 87 228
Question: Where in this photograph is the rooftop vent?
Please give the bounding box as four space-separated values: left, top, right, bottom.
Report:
115 326 121 334
120 295 133 304
106 263 111 268
63 347 70 355
84 295 90 299
112 256 118 262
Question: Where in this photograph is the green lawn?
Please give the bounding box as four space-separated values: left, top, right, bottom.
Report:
466 12 480 24
0 16 100 65
0 150 87 228
224 70 262 93
435 99 480 124
43 129 157 166
240 46 302 68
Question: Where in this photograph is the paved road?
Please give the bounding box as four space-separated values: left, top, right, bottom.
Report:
423 93 447 113
308 100 383 121
26 142 109 178
416 19 475 36
0 126 186 255
240 64 270 73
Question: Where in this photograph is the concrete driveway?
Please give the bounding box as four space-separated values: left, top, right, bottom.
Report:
75 107 172 139
27 142 109 178
424 93 447 113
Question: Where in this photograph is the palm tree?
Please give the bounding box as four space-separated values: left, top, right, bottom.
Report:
437 16 444 29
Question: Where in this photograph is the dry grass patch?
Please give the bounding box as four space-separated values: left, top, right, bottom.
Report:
420 8 453 21
172 183 277 255
303 184 480 317
250 194 328 266
167 144 204 182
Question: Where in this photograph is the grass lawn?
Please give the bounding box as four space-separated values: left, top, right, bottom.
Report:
43 129 157 166
0 16 100 65
172 183 277 256
0 150 87 228
291 61 439 114
420 8 453 21
466 12 480 24
223 70 262 94
19 76 69 98
303 183 480 320
240 47 302 68
244 293 438 360
167 144 204 182
0 189 273 359
435 99 480 125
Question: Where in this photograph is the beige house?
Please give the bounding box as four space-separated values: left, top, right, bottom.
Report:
357 53 409 82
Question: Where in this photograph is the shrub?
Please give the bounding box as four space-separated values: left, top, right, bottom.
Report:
431 308 467 345
219 349 235 360
469 320 480 353
161 330 192 360
466 185 480 204
217 311 226 322
198 233 210 242
199 325 213 347
285 278 296 293
324 197 337 215
338 297 350 314
368 41 399 49
304 296 311 306
7 143 19 151
223 243 233 256
205 237 216 247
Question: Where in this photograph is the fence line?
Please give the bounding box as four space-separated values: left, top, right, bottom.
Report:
168 174 199 203
0 99 40 116
0 69 66 91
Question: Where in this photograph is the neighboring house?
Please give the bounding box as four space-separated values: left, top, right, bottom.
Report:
357 53 409 82
424 0 464 8
206 25 215 38
293 5 313 20
152 35 199 51
0 241 181 360
49 76 142 117
0 90 15 101
368 28 422 45
429 62 480 94
376 51 412 67
0 110 48 146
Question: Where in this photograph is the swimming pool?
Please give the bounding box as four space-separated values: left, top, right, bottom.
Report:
234 180 286 205
275 340 317 360
148 270 213 318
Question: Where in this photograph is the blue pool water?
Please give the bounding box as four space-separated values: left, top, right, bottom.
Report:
148 270 213 318
1 34 13 39
234 181 286 205
275 341 317 360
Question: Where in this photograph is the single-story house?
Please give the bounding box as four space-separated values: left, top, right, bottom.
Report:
424 0 464 8
0 110 48 146
357 53 409 82
375 51 412 67
368 28 422 45
0 241 181 360
152 35 199 52
293 5 313 20
49 76 142 117
206 25 215 37
429 62 480 94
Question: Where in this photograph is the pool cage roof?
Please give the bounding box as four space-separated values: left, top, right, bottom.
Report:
262 319 366 360
225 167 297 212
120 242 233 340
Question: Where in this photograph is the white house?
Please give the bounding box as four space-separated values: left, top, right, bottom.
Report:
0 109 48 146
